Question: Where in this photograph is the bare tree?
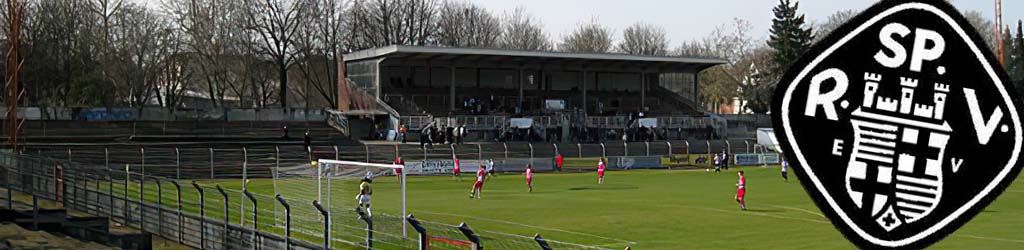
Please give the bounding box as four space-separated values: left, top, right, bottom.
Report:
162 0 243 108
22 0 107 107
499 7 550 51
108 2 173 107
617 22 668 56
559 18 613 53
156 28 192 110
675 19 764 113
242 0 305 108
963 10 997 52
813 9 858 43
435 0 500 48
294 0 347 109
346 0 438 50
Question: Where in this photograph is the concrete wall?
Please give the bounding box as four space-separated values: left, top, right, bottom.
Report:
0 107 329 122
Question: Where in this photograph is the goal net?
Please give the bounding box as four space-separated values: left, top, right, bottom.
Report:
316 159 409 249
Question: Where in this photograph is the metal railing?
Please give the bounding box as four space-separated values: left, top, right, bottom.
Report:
5 145 651 249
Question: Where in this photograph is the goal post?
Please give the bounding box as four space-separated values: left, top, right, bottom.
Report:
316 159 407 238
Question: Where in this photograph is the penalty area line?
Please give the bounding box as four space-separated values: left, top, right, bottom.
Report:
413 210 637 245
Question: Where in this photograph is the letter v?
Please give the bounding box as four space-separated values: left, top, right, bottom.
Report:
963 88 1003 145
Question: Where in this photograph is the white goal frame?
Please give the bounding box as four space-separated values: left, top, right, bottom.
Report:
317 159 407 237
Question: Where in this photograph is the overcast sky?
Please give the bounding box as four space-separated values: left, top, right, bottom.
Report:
135 0 1022 46
476 0 1023 45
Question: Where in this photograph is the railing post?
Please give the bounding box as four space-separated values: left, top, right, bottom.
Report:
645 141 650 156
357 207 373 250
666 141 673 157
600 143 606 158
171 180 183 244
623 142 628 156
534 234 553 250
406 214 428 250
477 144 482 161
705 140 711 158
216 185 229 249
528 143 534 163
276 194 291 250
457 222 482 250
124 165 130 226
365 144 370 162
192 182 206 250
334 145 340 161
149 177 162 236
140 148 146 231
108 168 114 220
577 143 582 158
745 140 751 153
175 147 181 179
243 190 259 250
210 147 215 179
502 143 508 160
313 200 330 250
725 140 732 155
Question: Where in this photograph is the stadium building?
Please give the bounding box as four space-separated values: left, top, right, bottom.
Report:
340 45 728 142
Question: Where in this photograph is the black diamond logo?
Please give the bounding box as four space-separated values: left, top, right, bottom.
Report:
771 0 1024 249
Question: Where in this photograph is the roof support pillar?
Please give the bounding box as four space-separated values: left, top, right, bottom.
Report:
581 69 588 116
518 67 524 114
692 71 700 110
450 66 457 111
641 72 646 112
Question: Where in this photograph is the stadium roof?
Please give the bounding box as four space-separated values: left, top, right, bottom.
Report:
344 45 727 72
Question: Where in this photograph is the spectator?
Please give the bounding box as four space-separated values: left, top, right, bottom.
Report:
399 124 408 143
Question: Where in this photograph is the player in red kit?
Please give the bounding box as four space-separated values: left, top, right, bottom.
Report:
470 166 486 198
735 171 747 210
393 156 405 184
452 156 461 181
555 154 564 172
525 164 534 192
597 158 606 184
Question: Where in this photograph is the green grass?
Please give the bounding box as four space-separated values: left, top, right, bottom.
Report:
101 165 1024 250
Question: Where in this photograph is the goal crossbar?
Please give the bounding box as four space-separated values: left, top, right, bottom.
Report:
315 159 408 238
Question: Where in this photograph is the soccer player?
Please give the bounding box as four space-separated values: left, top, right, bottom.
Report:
357 173 374 217
525 164 534 192
453 156 461 180
735 171 747 210
486 159 496 178
713 153 722 173
394 156 405 184
597 158 606 184
722 151 730 170
470 166 486 198
781 159 789 183
555 154 564 172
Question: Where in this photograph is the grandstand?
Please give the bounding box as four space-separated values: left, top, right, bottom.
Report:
340 45 729 143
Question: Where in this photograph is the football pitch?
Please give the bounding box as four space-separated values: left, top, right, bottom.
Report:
192 166 1024 250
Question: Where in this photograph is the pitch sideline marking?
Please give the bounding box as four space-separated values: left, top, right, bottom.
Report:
413 210 638 245
956 234 1024 244
660 204 830 225
763 203 826 218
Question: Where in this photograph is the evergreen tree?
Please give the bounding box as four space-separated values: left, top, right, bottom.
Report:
767 0 815 77
1002 26 1013 72
744 0 814 114
1013 21 1024 96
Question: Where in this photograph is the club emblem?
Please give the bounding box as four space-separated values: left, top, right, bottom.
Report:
771 0 1023 249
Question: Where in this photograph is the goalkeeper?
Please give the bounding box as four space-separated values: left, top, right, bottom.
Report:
356 172 374 217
